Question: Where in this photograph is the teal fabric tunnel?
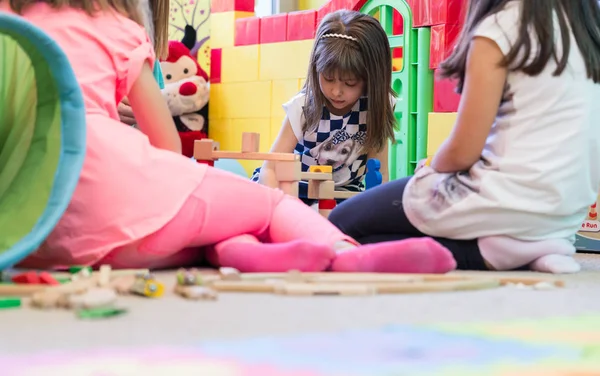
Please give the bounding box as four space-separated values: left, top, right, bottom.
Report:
0 12 86 270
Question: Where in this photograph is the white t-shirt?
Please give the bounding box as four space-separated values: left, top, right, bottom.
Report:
403 1 600 262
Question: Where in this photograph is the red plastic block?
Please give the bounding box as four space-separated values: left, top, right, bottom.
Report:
317 1 334 26
260 14 288 44
429 23 461 69
235 16 260 46
210 48 222 84
393 8 403 34
197 160 215 167
319 199 337 210
11 271 40 284
211 0 254 13
287 10 317 41
429 0 466 26
433 75 461 113
330 0 356 9
39 272 60 285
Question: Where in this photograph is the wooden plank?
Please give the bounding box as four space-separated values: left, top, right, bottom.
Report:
300 172 333 181
212 151 299 161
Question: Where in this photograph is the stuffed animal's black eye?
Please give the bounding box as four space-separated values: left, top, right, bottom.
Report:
184 68 189 74
166 74 172 80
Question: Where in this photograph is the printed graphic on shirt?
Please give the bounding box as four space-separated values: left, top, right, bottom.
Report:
308 128 367 185
430 172 478 212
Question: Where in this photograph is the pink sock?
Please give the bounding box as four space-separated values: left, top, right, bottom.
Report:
331 237 457 273
206 234 335 272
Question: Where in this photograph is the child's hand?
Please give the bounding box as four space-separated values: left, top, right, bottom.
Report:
118 97 136 125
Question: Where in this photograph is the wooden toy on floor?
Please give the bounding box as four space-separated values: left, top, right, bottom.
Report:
174 268 218 300
197 268 566 296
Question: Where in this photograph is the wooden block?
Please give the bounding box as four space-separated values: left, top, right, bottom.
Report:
212 150 299 161
241 132 260 152
194 139 219 160
220 267 242 280
274 283 376 296
332 190 360 200
274 160 302 181
308 180 335 199
300 171 333 181
319 209 332 218
307 180 320 199
98 265 111 287
175 285 219 300
279 181 299 196
308 165 332 173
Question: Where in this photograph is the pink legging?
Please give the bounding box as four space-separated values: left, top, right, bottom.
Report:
101 167 355 269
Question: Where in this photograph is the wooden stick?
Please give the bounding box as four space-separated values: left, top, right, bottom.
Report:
237 272 471 283
0 284 48 296
496 276 565 287
374 279 500 293
275 283 376 296
212 151 299 161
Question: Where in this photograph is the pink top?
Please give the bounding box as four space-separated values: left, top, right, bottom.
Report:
2 4 207 267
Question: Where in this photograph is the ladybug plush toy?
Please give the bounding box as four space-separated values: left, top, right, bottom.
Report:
160 25 210 158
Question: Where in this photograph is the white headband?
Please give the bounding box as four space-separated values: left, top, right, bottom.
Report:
320 33 358 42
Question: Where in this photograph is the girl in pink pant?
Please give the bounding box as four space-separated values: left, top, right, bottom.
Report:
7 0 456 274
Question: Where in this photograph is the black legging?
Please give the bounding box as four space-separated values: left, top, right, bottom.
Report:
328 176 489 270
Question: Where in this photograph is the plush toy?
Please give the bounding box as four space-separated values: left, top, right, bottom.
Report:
160 25 210 158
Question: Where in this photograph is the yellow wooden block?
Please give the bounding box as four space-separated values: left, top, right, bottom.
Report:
209 83 222 119
427 112 457 156
210 12 254 49
271 79 301 119
219 81 271 118
259 40 314 80
230 118 272 175
221 45 259 83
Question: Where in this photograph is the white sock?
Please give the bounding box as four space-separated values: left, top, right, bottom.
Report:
530 254 581 274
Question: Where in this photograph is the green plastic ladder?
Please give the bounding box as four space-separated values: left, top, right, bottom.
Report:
360 0 434 179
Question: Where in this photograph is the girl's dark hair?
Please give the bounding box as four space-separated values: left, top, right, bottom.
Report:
440 0 600 92
302 9 397 153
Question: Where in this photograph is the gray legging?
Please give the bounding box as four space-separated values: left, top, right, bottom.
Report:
328 176 489 270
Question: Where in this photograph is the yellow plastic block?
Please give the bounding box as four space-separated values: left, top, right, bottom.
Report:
427 112 457 156
271 79 301 119
299 78 306 90
298 0 327 10
209 83 222 119
259 40 314 81
221 45 260 83
207 118 233 149
230 118 272 175
270 117 284 145
210 12 254 49
219 81 272 119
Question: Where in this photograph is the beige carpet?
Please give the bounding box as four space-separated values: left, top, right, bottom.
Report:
1 253 599 356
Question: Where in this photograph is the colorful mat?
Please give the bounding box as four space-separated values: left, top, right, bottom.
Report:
2 315 599 375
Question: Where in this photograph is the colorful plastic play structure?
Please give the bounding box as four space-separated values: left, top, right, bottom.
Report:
208 0 465 179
